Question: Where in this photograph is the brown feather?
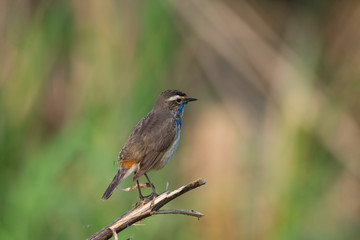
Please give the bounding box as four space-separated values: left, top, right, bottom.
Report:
119 110 177 181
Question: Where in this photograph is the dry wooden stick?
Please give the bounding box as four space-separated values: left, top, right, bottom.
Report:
88 178 207 240
117 182 151 191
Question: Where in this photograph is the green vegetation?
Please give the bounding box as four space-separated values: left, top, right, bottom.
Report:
1 0 360 239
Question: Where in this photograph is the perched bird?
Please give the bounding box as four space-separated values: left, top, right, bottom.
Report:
102 90 197 200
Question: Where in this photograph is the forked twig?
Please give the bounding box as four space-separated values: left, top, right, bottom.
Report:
88 178 207 240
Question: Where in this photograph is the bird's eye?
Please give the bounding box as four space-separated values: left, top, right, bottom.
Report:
176 98 181 103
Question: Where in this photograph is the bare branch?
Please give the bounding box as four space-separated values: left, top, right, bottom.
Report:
88 178 206 240
117 182 151 191
151 209 204 218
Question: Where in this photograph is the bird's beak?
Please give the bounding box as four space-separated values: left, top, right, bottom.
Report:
184 97 198 103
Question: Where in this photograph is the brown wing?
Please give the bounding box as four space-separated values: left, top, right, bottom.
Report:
118 111 177 180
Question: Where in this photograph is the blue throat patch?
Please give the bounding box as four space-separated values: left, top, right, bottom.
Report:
176 103 187 128
177 103 187 115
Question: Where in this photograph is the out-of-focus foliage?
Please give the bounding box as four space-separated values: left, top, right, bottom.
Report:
1 0 360 239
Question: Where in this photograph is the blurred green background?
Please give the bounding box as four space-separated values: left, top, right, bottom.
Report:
1 0 360 239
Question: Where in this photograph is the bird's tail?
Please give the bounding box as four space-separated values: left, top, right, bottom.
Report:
101 163 136 200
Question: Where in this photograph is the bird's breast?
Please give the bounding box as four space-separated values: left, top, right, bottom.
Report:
152 119 181 170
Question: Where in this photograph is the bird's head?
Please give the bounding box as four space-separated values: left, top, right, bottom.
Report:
154 89 197 116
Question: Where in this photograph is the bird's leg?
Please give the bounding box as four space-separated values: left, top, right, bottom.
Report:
136 180 145 201
144 173 158 197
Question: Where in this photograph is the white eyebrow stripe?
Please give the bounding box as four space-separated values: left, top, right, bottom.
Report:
166 95 181 101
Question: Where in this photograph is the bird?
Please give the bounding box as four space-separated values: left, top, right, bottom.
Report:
101 89 197 201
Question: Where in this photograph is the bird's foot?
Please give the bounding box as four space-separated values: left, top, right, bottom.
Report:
134 198 146 207
142 192 158 202
147 191 159 199
133 192 158 207
147 192 159 207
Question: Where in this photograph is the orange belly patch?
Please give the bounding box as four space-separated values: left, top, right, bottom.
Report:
120 160 136 169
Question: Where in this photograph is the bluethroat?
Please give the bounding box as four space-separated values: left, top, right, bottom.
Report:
102 90 197 201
